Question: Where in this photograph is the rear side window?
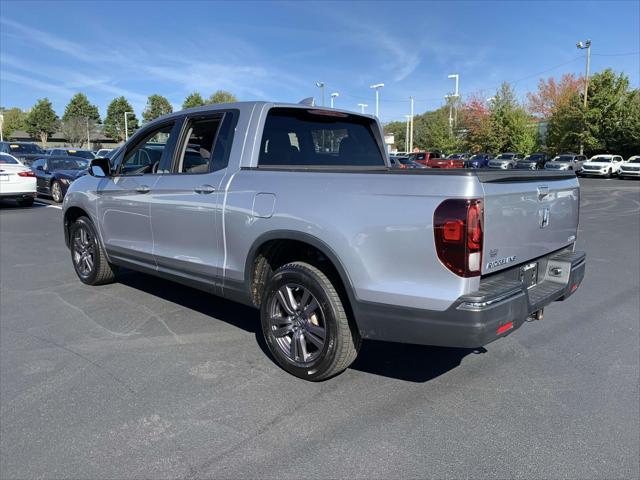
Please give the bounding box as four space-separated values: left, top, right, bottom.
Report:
259 108 385 167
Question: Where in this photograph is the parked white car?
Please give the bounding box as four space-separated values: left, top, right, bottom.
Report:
618 156 640 179
95 148 113 158
0 152 37 206
580 155 624 178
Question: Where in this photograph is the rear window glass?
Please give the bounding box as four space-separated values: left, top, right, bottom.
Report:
259 108 385 167
8 143 43 154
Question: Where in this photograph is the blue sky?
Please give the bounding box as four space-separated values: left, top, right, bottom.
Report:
1 0 638 123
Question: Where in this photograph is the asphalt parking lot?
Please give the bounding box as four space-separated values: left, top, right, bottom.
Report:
1 178 638 479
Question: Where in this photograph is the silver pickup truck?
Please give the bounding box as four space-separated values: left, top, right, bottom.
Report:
62 102 586 380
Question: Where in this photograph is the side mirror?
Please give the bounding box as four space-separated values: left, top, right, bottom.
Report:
89 157 111 177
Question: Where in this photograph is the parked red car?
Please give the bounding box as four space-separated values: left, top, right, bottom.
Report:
408 151 442 167
426 153 467 168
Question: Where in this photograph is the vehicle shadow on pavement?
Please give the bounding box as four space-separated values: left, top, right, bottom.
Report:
118 270 481 383
350 341 481 383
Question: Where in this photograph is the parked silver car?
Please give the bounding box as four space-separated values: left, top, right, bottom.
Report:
544 154 586 173
488 153 524 169
62 102 586 380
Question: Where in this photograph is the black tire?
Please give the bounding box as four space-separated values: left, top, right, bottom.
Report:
260 261 360 381
51 181 63 203
605 169 612 179
69 216 117 285
16 198 34 207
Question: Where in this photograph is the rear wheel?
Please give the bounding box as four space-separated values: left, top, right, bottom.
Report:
70 216 117 285
16 197 34 207
260 261 360 381
51 181 63 203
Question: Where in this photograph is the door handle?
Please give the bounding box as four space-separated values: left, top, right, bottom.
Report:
136 185 150 194
194 184 215 194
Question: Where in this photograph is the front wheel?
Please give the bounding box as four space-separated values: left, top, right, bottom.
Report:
51 181 63 203
70 216 117 285
260 262 360 381
605 169 612 178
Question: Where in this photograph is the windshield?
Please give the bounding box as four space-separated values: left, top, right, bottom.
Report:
7 143 43 154
628 157 640 163
525 154 545 161
470 154 485 160
0 153 20 164
447 154 464 159
496 154 514 159
49 158 89 170
66 150 95 159
555 155 574 162
590 156 612 163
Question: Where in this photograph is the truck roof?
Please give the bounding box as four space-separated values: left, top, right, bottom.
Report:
153 101 374 123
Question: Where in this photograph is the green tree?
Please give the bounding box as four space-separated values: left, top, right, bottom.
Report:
182 92 205 109
545 91 583 155
0 107 27 139
25 98 58 146
384 120 408 151
62 93 100 123
581 69 635 156
412 105 461 154
207 90 237 105
142 94 173 123
104 97 138 143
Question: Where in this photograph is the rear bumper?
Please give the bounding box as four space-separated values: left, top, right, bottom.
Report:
354 250 586 348
0 192 36 200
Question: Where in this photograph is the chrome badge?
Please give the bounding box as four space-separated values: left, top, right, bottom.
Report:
539 207 550 229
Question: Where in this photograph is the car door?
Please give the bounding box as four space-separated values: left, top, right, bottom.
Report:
149 111 238 288
32 159 48 193
96 120 180 267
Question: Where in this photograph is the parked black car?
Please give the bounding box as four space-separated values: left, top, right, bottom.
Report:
0 141 46 167
47 147 96 160
515 152 550 170
31 156 89 203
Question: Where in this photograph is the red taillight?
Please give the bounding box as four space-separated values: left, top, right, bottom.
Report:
434 199 483 277
399 163 408 169
18 170 35 177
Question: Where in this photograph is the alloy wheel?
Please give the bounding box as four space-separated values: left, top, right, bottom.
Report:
72 225 96 277
268 284 327 366
52 182 62 203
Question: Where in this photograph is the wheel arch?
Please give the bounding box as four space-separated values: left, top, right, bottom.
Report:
243 231 358 316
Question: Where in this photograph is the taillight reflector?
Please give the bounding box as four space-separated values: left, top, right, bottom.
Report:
434 199 483 277
18 171 35 177
497 322 513 335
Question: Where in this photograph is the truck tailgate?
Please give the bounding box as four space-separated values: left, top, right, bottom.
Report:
480 174 580 275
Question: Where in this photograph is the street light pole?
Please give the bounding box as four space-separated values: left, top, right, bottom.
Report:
315 82 326 107
124 111 133 142
409 96 414 152
404 115 411 153
369 83 384 118
577 40 591 155
330 92 339 108
448 74 460 129
86 117 91 149
0 113 4 142
357 103 368 114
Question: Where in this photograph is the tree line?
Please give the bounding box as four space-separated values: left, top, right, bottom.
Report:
0 90 238 147
385 68 639 159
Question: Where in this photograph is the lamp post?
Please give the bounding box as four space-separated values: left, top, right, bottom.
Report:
404 115 411 153
409 96 414 152
358 103 368 114
315 82 326 107
330 92 339 108
576 40 591 155
369 83 384 117
86 117 91 149
448 74 460 128
124 111 133 142
0 113 4 142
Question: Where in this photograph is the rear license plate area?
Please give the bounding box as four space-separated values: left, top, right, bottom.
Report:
520 262 538 289
0 174 9 182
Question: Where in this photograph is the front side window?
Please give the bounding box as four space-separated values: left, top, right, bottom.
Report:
120 123 174 175
259 108 385 167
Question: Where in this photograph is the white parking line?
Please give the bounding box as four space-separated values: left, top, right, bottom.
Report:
34 201 62 210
